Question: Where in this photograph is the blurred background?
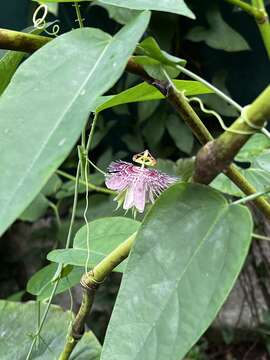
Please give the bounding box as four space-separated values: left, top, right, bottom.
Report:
1 1 270 358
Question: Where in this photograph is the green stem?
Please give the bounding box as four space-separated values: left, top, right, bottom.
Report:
59 232 137 360
74 3 84 28
252 233 270 241
223 0 262 18
56 169 114 195
164 85 270 219
0 29 269 216
252 0 270 59
26 165 81 359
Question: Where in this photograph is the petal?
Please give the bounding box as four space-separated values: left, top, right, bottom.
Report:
133 179 146 213
123 185 135 211
105 174 129 191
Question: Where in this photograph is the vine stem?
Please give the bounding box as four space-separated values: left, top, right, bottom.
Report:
251 0 270 59
26 165 81 360
0 29 269 216
223 0 263 18
59 232 137 360
224 0 270 59
74 3 84 29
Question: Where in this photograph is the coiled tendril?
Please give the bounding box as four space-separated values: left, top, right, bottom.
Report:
32 3 60 36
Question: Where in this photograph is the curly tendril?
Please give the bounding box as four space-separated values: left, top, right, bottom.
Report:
32 4 60 36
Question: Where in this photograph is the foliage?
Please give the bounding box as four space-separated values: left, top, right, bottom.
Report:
0 0 270 359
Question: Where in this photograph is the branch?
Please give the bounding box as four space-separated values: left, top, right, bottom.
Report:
0 28 50 52
1 29 270 217
59 232 136 360
194 86 270 184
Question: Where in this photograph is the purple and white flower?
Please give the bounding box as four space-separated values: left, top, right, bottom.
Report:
105 160 178 214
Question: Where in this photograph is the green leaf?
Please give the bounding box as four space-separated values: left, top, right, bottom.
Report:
41 174 62 196
186 5 249 52
19 194 50 222
137 36 186 66
27 263 83 300
143 111 166 146
94 80 213 113
47 217 140 272
200 70 239 117
138 100 160 123
101 183 252 360
236 134 270 162
166 114 194 154
133 55 181 81
122 133 144 153
0 12 150 236
93 1 140 24
0 300 101 359
41 0 195 18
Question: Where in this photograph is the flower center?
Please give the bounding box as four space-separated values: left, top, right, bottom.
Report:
132 150 157 168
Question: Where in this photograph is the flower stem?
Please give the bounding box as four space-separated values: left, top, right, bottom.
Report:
56 169 114 195
59 232 137 360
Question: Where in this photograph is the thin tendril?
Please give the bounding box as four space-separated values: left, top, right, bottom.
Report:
166 66 270 140
33 4 60 36
26 165 80 360
83 114 101 274
186 96 257 135
84 158 91 274
26 281 59 360
176 64 243 112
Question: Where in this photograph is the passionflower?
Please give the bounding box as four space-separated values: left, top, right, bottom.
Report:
105 151 178 214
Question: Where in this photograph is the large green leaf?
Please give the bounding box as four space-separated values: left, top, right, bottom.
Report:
93 1 140 24
0 12 150 236
93 80 213 113
186 5 249 52
48 217 140 272
101 183 252 360
41 0 195 18
0 300 101 359
27 263 83 300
